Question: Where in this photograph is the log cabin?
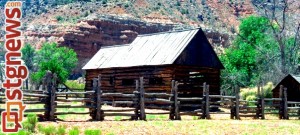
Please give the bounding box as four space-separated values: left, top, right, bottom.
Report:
272 74 300 101
82 28 224 97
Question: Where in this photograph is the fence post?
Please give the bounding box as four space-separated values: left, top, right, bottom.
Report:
255 84 260 119
201 82 206 119
174 81 181 120
230 98 234 119
91 78 98 120
42 76 46 91
169 80 175 120
139 77 146 120
133 80 139 120
298 108 300 120
44 71 52 120
96 75 103 121
49 73 57 121
279 85 284 119
235 86 240 120
206 85 210 119
261 85 265 119
283 87 288 119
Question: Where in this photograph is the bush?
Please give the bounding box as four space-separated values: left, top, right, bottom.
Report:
56 16 64 22
65 80 85 89
16 130 30 135
40 125 57 135
57 125 67 135
114 116 122 121
240 82 274 104
102 0 107 4
22 114 38 133
84 129 102 135
69 127 80 135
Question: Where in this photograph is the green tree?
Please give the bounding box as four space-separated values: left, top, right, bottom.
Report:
32 42 78 84
221 14 300 94
21 43 35 72
21 43 36 90
220 16 273 92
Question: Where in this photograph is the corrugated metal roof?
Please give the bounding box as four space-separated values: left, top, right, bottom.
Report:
83 29 199 69
291 75 300 84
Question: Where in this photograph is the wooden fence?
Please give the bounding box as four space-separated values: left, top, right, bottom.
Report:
1 72 300 121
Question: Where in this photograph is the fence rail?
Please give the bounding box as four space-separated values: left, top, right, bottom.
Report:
1 72 300 121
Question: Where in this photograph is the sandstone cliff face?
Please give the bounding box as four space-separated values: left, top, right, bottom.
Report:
24 15 229 78
61 17 174 75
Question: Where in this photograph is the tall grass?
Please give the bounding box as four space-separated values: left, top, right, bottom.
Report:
65 80 85 89
240 82 273 105
69 127 80 135
22 114 38 133
84 129 102 135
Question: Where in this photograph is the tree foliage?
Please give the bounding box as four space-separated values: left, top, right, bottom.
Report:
21 43 36 72
221 16 271 88
32 42 78 83
221 14 300 94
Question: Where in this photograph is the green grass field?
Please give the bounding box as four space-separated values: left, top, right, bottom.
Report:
27 119 300 135
1 104 300 134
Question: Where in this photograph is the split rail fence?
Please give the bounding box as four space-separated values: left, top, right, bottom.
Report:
1 72 300 121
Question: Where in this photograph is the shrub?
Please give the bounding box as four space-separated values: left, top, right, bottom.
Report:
84 11 89 17
22 114 38 133
69 127 80 135
16 130 30 135
102 0 107 4
37 124 44 133
114 116 122 121
56 16 64 22
41 125 57 135
65 80 85 89
240 82 274 104
57 125 67 135
146 115 155 120
84 129 102 135
124 2 129 8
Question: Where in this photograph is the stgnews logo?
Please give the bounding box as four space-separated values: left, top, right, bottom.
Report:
1 1 28 133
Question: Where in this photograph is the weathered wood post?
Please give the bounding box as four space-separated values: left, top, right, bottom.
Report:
283 87 288 119
298 108 300 120
133 80 139 120
255 84 260 119
169 80 175 120
174 81 181 120
139 77 146 120
230 97 234 119
91 78 98 120
235 86 240 120
279 85 285 119
261 85 265 119
201 82 206 119
42 76 46 91
256 83 265 119
205 84 210 119
95 75 103 121
49 73 57 121
44 71 52 120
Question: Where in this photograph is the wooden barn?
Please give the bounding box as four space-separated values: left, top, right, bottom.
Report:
82 28 224 97
272 74 300 101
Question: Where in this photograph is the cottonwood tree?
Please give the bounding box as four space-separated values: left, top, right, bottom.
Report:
21 43 36 90
253 0 300 77
32 42 78 85
221 0 300 94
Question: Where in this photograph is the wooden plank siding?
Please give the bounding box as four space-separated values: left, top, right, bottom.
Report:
273 74 300 102
85 65 220 97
